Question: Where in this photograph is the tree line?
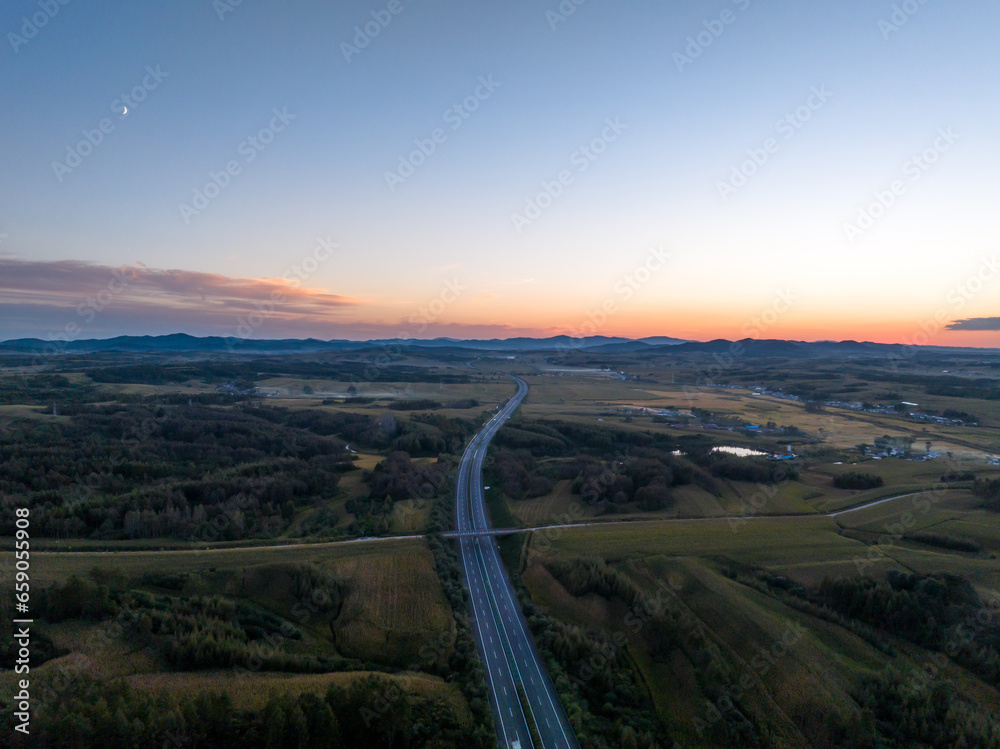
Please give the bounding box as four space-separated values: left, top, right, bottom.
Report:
5 672 479 748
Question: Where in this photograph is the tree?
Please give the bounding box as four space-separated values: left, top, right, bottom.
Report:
621 725 639 749
833 472 884 490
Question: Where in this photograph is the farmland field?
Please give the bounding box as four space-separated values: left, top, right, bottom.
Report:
3 347 1000 747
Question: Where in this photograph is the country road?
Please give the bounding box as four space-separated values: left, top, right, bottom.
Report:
23 491 934 557
456 376 579 749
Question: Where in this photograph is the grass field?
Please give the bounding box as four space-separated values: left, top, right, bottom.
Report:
531 516 883 575
6 354 1000 745
23 536 428 584
520 376 1000 462
333 544 454 666
519 510 1000 746
934 515 1000 553
0 658 470 724
257 378 511 409
520 548 900 747
506 479 597 527
508 367 1000 743
125 669 470 717
833 489 973 532
16 537 455 668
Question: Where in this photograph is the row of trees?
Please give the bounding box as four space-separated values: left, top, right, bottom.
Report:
491 448 553 500
491 419 800 513
974 478 1000 511
85 358 476 386
5 672 480 748
518 555 667 748
425 492 499 748
833 472 885 490
0 373 97 405
813 572 1000 687
346 451 452 536
679 436 796 484
858 668 1000 747
26 572 356 674
286 407 476 456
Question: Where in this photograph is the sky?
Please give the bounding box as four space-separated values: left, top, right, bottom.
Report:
1 0 998 346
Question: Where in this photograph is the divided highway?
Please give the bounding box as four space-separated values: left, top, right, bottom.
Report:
456 376 579 749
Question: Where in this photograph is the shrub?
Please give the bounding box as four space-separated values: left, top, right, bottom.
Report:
833 472 884 490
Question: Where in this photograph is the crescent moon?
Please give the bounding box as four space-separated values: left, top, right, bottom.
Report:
120 105 128 118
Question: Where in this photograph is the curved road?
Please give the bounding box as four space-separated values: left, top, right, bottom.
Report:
456 376 579 749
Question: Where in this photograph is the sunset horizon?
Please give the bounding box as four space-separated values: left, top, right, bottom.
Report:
1 255 997 348
3 4 1000 747
3 1 998 353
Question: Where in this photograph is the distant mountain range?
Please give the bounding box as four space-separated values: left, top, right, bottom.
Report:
0 333 993 356
0 333 688 354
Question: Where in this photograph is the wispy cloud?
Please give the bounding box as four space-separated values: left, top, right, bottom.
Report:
947 317 1000 332
0 258 357 308
318 320 546 340
0 258 360 337
0 258 560 341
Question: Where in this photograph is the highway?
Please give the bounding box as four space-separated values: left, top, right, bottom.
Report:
456 376 579 749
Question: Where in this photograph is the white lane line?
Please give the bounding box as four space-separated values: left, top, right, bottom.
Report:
460 378 555 748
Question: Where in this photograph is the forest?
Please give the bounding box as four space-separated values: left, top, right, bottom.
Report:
4 672 479 749
0 398 477 542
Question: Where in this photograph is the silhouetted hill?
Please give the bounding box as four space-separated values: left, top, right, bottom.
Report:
0 334 685 354
0 334 992 356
